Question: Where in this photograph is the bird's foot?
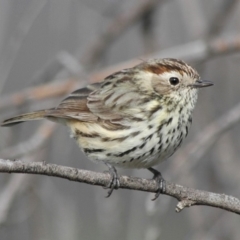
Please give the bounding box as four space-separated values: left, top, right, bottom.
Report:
148 167 166 201
104 163 120 198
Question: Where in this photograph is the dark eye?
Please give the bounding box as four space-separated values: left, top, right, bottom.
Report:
169 77 179 86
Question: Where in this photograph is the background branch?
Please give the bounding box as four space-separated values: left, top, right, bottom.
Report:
1 33 240 113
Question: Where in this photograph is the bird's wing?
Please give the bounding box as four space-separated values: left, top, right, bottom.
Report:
87 69 147 122
47 69 147 124
45 82 100 122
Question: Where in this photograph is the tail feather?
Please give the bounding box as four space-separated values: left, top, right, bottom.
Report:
1 110 49 127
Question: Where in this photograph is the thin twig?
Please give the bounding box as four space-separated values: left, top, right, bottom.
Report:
0 159 239 215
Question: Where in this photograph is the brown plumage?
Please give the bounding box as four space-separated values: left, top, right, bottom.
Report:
1 58 213 199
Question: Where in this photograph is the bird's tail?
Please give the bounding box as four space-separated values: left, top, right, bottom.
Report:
1 110 49 127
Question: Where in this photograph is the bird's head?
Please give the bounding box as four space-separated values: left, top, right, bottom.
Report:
134 58 213 99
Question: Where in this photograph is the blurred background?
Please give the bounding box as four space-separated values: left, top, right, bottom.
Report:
0 0 240 239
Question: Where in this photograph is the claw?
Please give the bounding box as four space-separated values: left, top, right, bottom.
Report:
104 163 120 198
148 167 166 201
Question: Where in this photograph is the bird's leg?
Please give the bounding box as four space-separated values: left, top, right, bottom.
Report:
148 167 166 201
104 163 120 198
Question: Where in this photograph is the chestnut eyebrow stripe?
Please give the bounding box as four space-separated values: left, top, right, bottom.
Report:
144 64 185 75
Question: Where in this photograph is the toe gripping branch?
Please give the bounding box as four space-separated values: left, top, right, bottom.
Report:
148 167 166 200
103 164 165 199
104 163 120 198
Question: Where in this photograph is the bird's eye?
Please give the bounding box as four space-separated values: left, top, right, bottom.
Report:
169 77 179 86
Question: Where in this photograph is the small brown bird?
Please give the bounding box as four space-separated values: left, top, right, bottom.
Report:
1 58 213 199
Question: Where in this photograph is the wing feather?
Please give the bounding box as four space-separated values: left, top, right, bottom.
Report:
87 69 148 122
46 69 146 125
45 84 100 122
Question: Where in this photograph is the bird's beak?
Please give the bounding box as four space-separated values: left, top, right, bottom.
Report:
189 80 213 88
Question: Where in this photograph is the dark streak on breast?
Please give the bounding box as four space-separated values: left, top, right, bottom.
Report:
115 146 137 157
131 117 143 122
84 148 104 154
166 117 173 126
144 133 153 141
139 142 146 149
131 131 140 137
179 106 183 114
149 147 155 155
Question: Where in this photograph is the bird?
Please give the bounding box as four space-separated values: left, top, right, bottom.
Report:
1 58 213 199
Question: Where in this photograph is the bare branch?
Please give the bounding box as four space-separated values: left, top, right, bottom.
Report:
0 159 239 215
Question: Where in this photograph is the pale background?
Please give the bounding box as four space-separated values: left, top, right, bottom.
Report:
0 0 240 239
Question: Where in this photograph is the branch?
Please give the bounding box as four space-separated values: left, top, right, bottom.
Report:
0 159 239 215
1 33 240 112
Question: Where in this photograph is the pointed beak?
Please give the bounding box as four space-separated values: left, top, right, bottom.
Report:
189 80 213 88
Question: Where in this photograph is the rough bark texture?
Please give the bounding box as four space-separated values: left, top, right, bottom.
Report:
0 159 239 214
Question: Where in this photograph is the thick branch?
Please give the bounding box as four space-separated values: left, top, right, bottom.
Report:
0 159 239 215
